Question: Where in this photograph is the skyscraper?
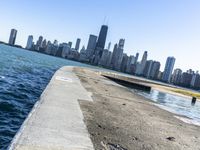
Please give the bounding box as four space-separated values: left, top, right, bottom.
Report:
42 39 47 49
26 35 33 50
149 61 160 79
111 44 118 67
118 39 125 49
171 68 182 84
96 25 108 51
107 42 111 50
98 49 111 67
135 51 148 76
68 41 72 48
111 39 125 71
143 60 154 78
36 36 43 50
8 29 17 45
54 40 58 46
86 34 97 61
162 57 176 83
126 55 136 73
143 60 160 79
120 54 129 72
135 53 139 64
87 35 97 50
75 38 81 51
93 25 108 64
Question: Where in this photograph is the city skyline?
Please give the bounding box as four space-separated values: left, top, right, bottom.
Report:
0 0 200 71
2 25 200 90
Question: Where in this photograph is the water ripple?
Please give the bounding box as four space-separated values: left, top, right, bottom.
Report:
0 44 90 149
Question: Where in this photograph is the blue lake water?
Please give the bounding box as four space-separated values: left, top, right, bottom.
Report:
134 89 200 126
0 44 91 149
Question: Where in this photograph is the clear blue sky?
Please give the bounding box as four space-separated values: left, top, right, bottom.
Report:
0 0 200 71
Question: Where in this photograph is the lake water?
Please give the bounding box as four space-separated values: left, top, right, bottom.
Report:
0 44 90 149
134 89 200 126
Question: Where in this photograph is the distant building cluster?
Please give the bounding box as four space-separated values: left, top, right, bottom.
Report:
3 26 200 90
171 69 200 89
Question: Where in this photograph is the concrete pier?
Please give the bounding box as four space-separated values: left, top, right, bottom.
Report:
9 66 94 150
8 66 200 150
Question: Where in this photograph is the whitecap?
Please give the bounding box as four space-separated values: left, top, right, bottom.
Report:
0 76 5 79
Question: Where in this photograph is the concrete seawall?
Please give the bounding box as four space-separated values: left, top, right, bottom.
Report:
9 66 94 150
8 66 200 150
102 74 151 92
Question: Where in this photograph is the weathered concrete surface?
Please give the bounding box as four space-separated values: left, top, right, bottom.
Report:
74 67 200 150
9 66 94 150
9 66 200 150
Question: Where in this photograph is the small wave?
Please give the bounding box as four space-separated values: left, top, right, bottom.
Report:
174 116 200 126
0 76 5 79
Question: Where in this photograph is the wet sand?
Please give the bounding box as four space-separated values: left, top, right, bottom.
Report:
74 67 200 150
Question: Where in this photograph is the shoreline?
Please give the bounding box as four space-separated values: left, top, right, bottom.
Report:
75 67 200 150
9 66 200 150
152 85 200 101
2 43 200 96
103 71 200 101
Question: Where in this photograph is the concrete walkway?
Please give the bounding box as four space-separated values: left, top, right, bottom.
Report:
9 66 94 150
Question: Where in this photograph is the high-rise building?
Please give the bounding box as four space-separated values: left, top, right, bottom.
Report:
126 55 136 73
45 41 52 54
85 34 97 61
54 40 58 46
111 44 118 67
149 61 160 79
107 42 111 51
120 54 129 72
135 53 139 64
51 40 59 55
111 39 125 71
87 35 97 50
26 35 33 50
143 60 160 79
8 29 17 45
135 51 148 76
118 39 125 49
42 39 47 49
93 25 108 64
171 68 182 84
190 72 200 89
75 38 81 51
36 36 43 50
61 43 71 58
96 25 108 51
98 49 112 67
162 57 176 83
40 39 47 52
157 71 163 80
190 72 197 87
143 60 154 78
68 42 72 48
179 70 193 87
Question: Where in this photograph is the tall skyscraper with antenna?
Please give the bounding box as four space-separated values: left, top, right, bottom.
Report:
92 25 108 65
96 25 108 52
